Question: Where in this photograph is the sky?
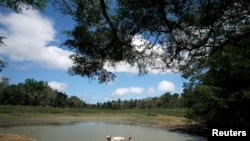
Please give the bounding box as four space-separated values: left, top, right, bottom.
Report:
0 4 185 104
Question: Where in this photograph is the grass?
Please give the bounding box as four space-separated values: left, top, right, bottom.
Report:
0 105 190 128
0 105 187 116
0 105 83 113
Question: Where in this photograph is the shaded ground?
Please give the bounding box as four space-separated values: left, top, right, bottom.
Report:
0 113 205 141
168 124 207 137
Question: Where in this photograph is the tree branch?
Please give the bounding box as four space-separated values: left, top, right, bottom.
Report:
100 0 118 40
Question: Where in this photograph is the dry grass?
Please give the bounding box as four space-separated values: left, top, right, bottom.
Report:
0 113 190 127
0 133 38 141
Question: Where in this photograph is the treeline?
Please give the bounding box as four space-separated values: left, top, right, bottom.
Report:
96 93 183 109
0 78 184 109
0 78 85 108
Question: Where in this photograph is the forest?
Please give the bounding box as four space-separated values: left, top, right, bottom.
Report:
0 78 184 109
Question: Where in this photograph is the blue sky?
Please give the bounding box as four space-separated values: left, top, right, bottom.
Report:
0 5 185 104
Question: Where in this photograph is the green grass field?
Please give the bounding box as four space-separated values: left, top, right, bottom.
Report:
0 105 187 116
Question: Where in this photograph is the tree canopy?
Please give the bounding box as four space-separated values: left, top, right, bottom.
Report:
182 36 250 124
0 0 46 12
0 78 87 107
56 0 250 125
55 0 250 83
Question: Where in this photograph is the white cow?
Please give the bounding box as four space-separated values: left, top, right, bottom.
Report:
106 135 132 141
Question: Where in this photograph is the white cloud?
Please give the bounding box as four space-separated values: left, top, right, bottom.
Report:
147 86 156 94
111 87 144 98
132 34 165 54
48 81 68 91
157 80 175 92
104 35 173 74
0 9 73 70
104 61 139 74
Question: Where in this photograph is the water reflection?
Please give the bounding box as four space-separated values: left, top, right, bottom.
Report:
0 122 206 141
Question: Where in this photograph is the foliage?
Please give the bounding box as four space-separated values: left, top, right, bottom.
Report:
96 92 183 110
0 78 85 108
53 0 250 83
0 104 187 117
182 37 250 124
0 0 47 12
67 96 85 108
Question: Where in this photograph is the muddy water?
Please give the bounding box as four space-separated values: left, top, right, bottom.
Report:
0 122 206 141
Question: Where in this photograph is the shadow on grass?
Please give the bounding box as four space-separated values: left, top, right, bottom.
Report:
169 124 207 137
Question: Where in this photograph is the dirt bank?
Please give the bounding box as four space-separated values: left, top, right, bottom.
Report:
0 133 38 141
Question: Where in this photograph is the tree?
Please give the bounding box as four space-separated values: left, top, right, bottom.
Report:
0 0 47 12
55 91 68 107
183 36 250 124
0 77 7 102
67 96 84 108
54 0 250 83
0 77 86 107
20 79 47 105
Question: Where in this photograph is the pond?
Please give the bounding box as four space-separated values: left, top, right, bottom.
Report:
0 122 206 141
